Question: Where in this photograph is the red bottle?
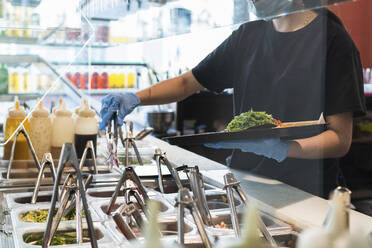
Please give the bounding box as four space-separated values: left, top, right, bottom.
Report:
97 74 103 89
91 72 99 89
75 72 81 89
101 72 108 89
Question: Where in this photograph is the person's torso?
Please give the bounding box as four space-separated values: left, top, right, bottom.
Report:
229 15 337 197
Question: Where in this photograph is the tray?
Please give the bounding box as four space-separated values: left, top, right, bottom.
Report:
163 123 327 146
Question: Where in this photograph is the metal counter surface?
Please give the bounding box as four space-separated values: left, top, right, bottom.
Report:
143 134 372 234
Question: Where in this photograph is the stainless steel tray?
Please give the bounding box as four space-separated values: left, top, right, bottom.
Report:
11 203 101 229
13 222 117 248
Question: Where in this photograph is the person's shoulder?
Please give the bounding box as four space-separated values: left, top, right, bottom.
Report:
236 20 267 33
231 20 267 41
327 17 359 54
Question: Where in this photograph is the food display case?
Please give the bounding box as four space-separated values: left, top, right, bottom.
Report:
0 0 371 248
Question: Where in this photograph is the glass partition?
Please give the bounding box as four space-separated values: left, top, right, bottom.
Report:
80 0 357 44
0 0 97 152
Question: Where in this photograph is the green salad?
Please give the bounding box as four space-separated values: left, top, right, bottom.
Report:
24 231 90 245
19 208 84 223
227 110 278 132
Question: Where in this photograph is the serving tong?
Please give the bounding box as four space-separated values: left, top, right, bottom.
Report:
154 148 183 193
176 188 212 248
106 112 153 170
177 165 214 227
106 112 120 170
6 125 40 179
42 143 97 248
31 153 57 204
223 172 278 247
106 165 150 239
31 140 97 205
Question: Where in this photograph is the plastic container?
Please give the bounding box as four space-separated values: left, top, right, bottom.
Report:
29 100 52 160
4 97 30 161
51 102 74 159
75 100 98 158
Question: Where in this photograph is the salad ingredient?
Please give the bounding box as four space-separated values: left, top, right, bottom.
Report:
227 110 281 132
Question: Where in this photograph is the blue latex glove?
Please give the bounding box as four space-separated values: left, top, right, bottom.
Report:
204 138 290 163
99 92 141 130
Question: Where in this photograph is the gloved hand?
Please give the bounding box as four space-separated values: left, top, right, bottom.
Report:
99 92 141 130
204 138 290 163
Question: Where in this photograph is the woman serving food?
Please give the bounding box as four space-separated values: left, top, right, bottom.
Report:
99 1 366 197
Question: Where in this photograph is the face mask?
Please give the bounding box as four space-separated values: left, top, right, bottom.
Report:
248 0 297 20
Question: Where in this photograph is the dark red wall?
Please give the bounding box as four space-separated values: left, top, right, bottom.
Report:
330 0 372 67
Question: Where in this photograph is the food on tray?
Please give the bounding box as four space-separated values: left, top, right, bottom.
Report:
215 221 232 229
23 231 90 245
117 156 152 165
19 208 84 223
226 110 282 132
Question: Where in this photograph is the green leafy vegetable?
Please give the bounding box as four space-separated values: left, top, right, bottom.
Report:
24 231 90 246
227 110 277 132
19 208 85 223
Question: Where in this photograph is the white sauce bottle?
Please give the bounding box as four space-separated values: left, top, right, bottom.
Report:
29 99 52 160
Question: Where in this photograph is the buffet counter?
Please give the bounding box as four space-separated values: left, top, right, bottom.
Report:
1 129 372 247
143 134 372 234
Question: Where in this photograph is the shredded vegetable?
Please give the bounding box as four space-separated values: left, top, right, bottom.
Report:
227 110 280 132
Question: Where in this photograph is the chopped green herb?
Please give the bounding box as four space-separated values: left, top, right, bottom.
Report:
227 109 277 132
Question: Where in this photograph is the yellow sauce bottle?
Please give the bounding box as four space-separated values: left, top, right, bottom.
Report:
4 97 30 161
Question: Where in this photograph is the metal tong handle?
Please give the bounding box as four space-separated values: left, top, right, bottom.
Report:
113 202 145 240
31 153 57 204
176 188 212 248
135 127 154 140
106 166 149 215
79 140 97 174
154 148 183 192
223 172 277 247
7 126 40 179
188 166 214 227
42 143 97 248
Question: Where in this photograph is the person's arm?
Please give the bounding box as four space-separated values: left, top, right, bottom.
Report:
136 71 205 106
288 112 353 159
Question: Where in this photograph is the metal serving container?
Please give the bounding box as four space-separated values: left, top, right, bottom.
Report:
104 216 202 246
204 211 292 237
214 230 298 248
86 186 174 220
163 189 243 214
0 159 120 187
13 222 118 248
11 203 101 229
5 191 55 209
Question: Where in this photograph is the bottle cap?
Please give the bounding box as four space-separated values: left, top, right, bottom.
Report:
32 98 49 118
55 102 72 117
75 98 85 115
78 100 95 118
52 97 64 115
8 96 26 117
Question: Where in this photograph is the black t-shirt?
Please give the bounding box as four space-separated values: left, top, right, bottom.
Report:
192 12 366 197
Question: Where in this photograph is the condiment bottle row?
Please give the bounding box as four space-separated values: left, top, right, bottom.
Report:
3 97 98 162
65 66 137 90
0 64 58 94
